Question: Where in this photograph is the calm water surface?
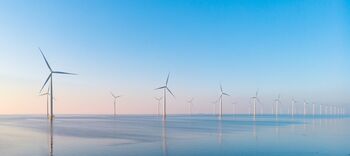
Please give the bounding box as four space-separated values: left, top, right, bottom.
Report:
0 115 349 156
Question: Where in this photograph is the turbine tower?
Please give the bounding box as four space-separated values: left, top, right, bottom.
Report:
155 73 175 121
155 97 163 116
39 48 76 121
111 92 121 117
187 98 194 116
218 84 229 120
250 90 261 119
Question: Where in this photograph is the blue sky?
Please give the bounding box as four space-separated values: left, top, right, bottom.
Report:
0 0 349 114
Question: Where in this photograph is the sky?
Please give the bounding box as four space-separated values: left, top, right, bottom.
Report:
0 0 349 115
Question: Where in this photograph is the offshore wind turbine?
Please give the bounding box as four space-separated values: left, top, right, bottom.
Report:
232 102 237 118
155 73 175 121
218 84 229 120
39 48 76 120
250 90 261 119
212 100 219 116
39 86 51 118
187 97 194 116
303 100 308 116
274 94 281 118
291 98 297 117
155 96 163 116
110 92 121 117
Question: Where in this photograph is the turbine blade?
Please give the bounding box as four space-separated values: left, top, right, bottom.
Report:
166 73 170 86
40 74 52 93
39 47 52 72
223 92 230 96
155 86 166 90
257 98 262 104
167 88 175 97
220 84 223 92
39 93 48 96
110 92 116 98
53 71 77 75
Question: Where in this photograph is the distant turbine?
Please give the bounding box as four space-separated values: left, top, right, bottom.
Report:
312 103 315 116
291 98 297 117
212 100 219 116
250 90 261 119
303 100 308 116
319 104 322 115
187 98 194 116
232 102 237 117
155 97 163 116
155 73 175 121
39 48 76 120
110 92 121 117
274 94 281 118
39 85 51 118
218 84 229 120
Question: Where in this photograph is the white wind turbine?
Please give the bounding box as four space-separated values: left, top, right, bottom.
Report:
39 86 51 118
218 84 229 120
291 98 297 117
110 92 122 117
274 94 281 118
155 96 163 116
155 73 175 121
312 102 316 116
187 97 194 116
250 90 261 119
232 102 237 117
212 100 219 116
303 100 308 116
39 48 76 120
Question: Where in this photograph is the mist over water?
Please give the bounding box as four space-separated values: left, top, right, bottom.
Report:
0 115 349 156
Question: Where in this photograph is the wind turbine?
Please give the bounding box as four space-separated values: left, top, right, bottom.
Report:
111 92 121 117
155 96 163 116
212 100 219 116
39 86 51 118
218 84 229 120
187 97 194 116
274 94 281 118
232 102 237 117
303 100 308 116
155 73 175 121
312 102 315 116
291 98 297 117
39 47 76 121
250 90 261 119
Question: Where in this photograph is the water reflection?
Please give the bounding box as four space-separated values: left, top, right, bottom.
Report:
162 121 168 156
217 120 222 144
48 120 53 156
